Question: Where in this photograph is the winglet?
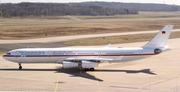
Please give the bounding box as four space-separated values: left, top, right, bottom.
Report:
143 25 173 48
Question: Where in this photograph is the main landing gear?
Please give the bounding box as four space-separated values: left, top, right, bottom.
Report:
19 63 22 70
85 68 95 71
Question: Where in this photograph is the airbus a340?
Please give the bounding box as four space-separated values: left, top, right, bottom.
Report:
3 25 173 71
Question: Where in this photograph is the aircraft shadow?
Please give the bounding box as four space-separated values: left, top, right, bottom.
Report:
0 68 156 82
94 69 157 75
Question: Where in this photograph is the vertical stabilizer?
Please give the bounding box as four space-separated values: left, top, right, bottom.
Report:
143 25 173 48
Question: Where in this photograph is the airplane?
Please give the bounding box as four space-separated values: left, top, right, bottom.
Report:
2 25 173 71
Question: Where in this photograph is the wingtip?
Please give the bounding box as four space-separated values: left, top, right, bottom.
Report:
165 25 174 27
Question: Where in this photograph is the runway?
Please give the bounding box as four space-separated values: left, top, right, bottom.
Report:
0 29 180 44
0 36 180 91
0 29 179 51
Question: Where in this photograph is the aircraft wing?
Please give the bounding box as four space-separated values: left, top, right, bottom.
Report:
104 44 111 48
64 57 113 62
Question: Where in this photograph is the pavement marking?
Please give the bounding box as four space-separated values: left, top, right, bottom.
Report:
0 76 54 82
97 81 102 92
55 73 61 92
143 76 179 88
92 72 102 91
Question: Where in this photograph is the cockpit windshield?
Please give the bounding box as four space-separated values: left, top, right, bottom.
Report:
6 53 11 55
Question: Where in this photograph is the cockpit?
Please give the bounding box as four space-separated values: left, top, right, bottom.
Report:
6 53 11 55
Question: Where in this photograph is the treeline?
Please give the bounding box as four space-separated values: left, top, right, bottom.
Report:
0 3 138 18
1 2 178 18
69 2 180 11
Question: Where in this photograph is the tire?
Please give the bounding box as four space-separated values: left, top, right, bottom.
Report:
19 66 22 69
90 68 94 71
85 68 89 71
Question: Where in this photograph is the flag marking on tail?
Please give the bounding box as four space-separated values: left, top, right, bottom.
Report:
162 31 166 34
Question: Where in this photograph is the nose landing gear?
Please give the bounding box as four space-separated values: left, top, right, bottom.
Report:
19 63 22 69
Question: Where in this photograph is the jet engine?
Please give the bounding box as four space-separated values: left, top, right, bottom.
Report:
62 61 78 68
81 61 98 68
62 61 99 69
154 48 162 54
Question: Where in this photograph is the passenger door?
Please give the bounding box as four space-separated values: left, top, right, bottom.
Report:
20 52 26 58
48 51 53 57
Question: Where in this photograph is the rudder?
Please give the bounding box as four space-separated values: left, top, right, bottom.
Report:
143 25 173 48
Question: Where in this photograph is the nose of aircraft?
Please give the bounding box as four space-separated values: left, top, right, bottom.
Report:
3 54 6 57
2 54 8 59
2 54 12 61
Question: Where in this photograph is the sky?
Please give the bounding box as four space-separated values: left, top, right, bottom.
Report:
1 0 180 5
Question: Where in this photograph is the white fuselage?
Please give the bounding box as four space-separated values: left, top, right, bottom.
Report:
2 25 173 70
3 47 156 64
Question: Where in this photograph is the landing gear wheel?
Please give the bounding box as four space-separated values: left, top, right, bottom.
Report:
90 68 94 71
19 66 22 69
85 68 89 71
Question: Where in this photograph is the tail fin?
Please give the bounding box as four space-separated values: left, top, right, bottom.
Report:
143 25 173 48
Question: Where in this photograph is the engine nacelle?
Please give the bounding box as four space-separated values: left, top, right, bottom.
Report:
81 61 98 68
154 48 162 54
62 61 78 68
